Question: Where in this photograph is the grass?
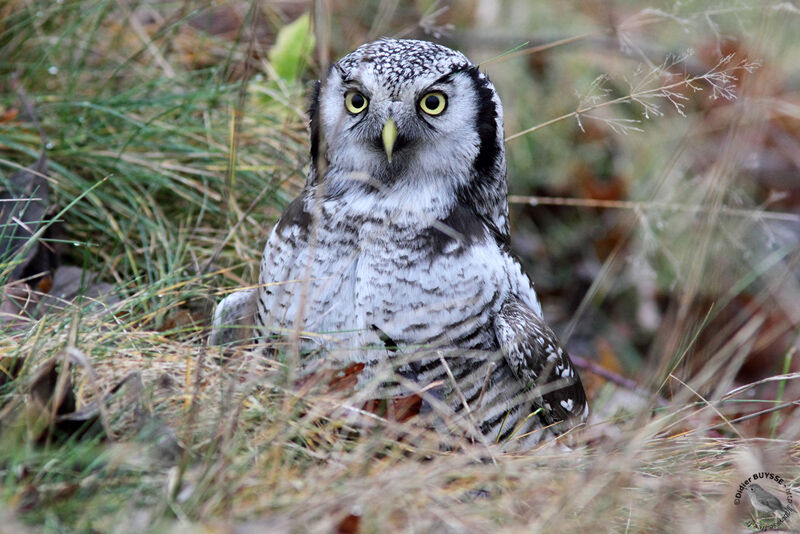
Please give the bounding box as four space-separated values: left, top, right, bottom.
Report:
1 0 799 532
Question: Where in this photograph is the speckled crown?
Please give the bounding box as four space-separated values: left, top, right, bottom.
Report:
335 39 472 88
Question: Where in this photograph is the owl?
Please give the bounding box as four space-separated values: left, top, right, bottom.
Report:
211 39 588 448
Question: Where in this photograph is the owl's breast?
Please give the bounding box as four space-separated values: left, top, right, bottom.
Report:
257 208 368 354
258 200 518 359
354 216 508 351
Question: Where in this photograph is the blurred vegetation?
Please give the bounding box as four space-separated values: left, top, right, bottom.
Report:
0 0 798 532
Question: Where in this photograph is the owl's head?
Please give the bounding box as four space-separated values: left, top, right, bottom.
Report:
309 39 507 219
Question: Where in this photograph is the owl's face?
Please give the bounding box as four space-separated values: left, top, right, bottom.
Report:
310 40 505 200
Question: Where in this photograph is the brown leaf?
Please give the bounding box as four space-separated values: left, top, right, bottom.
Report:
0 153 53 274
327 363 365 392
28 357 75 415
34 265 120 316
335 513 361 534
159 307 203 332
362 394 423 423
298 362 424 425
16 481 79 514
0 107 19 123
26 356 103 443
28 357 112 443
1 152 65 324
23 357 160 445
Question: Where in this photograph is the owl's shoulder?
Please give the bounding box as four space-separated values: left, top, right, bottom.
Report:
423 203 488 256
274 194 311 238
260 193 313 276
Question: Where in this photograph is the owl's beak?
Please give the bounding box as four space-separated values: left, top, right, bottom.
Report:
382 118 398 163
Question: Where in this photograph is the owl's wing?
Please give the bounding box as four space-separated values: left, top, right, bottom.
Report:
493 297 588 430
211 191 316 348
209 288 257 345
255 194 317 331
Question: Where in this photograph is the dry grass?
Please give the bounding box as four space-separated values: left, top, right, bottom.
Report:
1 1 799 532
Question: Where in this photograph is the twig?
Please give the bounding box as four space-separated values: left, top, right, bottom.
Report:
718 400 800 427
721 370 800 401
687 400 800 436
571 354 667 406
508 195 800 223
505 55 757 142
479 29 611 67
670 374 745 439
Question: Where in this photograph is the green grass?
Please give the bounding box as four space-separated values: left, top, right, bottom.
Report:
1 0 799 532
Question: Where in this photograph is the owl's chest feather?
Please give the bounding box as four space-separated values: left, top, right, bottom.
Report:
304 206 507 350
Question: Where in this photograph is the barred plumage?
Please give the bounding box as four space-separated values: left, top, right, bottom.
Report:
211 39 588 448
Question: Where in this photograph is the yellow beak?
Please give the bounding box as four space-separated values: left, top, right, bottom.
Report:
382 118 398 163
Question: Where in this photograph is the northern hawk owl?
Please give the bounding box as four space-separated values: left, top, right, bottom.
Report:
211 39 588 448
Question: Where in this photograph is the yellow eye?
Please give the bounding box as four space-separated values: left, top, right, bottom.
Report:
345 91 368 114
419 91 447 115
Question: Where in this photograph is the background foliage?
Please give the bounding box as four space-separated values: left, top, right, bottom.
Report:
1 0 798 532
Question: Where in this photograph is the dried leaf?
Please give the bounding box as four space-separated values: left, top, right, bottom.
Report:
34 265 120 316
0 152 53 276
0 152 65 322
335 513 361 534
0 107 19 123
24 359 147 444
26 356 102 442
